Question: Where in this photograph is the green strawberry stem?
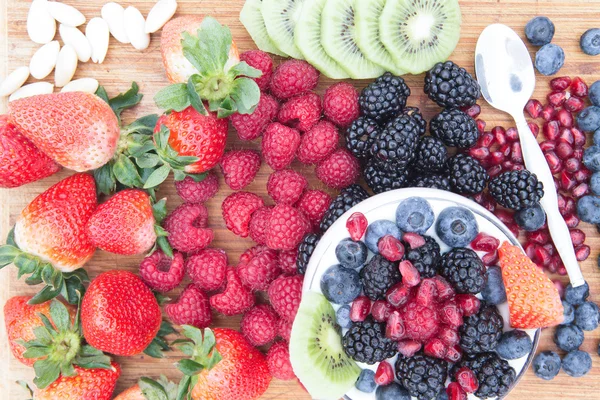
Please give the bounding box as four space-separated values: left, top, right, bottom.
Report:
139 376 180 400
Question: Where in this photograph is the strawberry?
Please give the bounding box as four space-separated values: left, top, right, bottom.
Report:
114 376 178 400
33 363 121 400
498 242 564 329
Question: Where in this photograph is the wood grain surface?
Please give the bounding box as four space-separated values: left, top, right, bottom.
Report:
2 0 600 399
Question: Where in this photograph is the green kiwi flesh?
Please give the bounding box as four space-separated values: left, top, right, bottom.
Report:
240 0 287 56
262 0 306 59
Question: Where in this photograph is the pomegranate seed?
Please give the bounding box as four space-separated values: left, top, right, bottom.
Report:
456 367 480 394
403 232 425 249
378 235 405 261
564 213 580 228
477 132 494 148
445 345 463 364
346 212 368 241
371 300 393 322
543 243 556 256
386 283 412 308
476 119 486 133
570 77 588 97
540 140 556 152
553 176 560 190
558 266 568 276
575 245 591 261
547 256 560 273
535 246 552 266
572 183 590 198
572 127 587 148
397 340 422 358
527 230 550 245
489 151 504 165
385 311 406 340
447 382 468 400
525 99 543 118
545 151 563 174
573 148 584 161
510 142 523 163
574 167 591 182
455 294 481 317
528 122 540 138
471 192 497 213
543 120 560 140
553 280 565 298
424 338 448 359
482 251 499 266
565 96 585 112
487 165 503 178
399 260 421 287
570 229 585 246
564 197 576 215
438 326 460 346
432 276 455 301
524 242 538 260
470 232 500 252
557 193 567 210
478 157 491 169
462 104 481 118
470 147 490 161
541 105 556 121
556 142 574 160
416 278 437 307
500 144 511 157
557 109 574 128
548 91 567 107
550 76 572 91
506 127 519 141
564 158 582 173
502 160 514 171
495 209 515 225
350 296 371 322
560 171 576 191
508 223 520 238
375 361 395 386
492 126 507 146
440 302 463 327
558 128 574 144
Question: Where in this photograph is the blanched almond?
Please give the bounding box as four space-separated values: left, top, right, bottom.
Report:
29 41 60 79
60 78 99 93
101 2 129 44
54 44 78 87
59 24 91 62
124 6 150 50
27 0 56 44
0 67 30 97
145 0 178 34
86 18 110 64
9 82 54 102
47 1 86 27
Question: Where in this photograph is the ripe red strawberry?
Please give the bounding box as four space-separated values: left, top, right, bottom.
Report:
278 318 293 342
238 246 281 291
249 206 273 245
240 50 273 91
231 93 279 141
81 270 163 356
268 274 303 321
297 120 339 165
265 204 310 251
316 148 360 189
262 122 301 170
278 249 298 275
241 304 279 346
277 92 322 133
270 60 319 100
296 189 333 230
164 203 214 253
34 363 121 400
267 169 308 205
323 82 360 128
266 341 296 380
210 267 255 316
186 248 228 292
220 150 261 190
222 192 265 237
175 171 219 203
165 284 212 328
139 250 185 293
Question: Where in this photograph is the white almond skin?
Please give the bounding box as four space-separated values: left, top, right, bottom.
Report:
29 40 60 79
60 78 99 93
59 24 91 62
0 67 30 97
55 44 78 87
101 2 130 44
124 6 150 50
9 82 54 102
27 0 56 44
47 1 86 27
86 18 110 64
145 0 178 34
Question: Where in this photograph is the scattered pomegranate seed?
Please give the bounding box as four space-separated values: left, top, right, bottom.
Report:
477 132 494 148
572 148 584 161
487 165 503 178
470 232 500 252
570 77 588 97
574 167 591 182
543 120 560 140
491 126 506 146
558 128 574 144
572 127 587 148
525 99 543 118
375 361 395 386
541 105 556 121
570 229 586 246
558 266 568 276
505 127 519 141
560 171 576 191
399 260 421 287
550 76 572 91
456 367 480 394
553 280 565 298
524 242 538 260
508 223 520 238
397 340 422 358
346 212 368 241
557 109 574 128
564 96 585 112
424 338 448 359
350 296 371 322
440 302 463 327
471 192 497 213
386 283 412 308
564 158 582 173
547 256 560 273
564 213 580 228
416 279 437 307
563 197 576 215
510 142 523 163
482 251 499 266
548 91 567 107
432 276 456 301
527 230 550 245
445 346 463 364
470 147 490 161
502 160 515 171
572 183 590 198
462 104 481 118
528 122 540 138
455 294 481 317
371 300 393 322
378 235 405 261
476 119 486 133
495 209 515 225
545 151 562 174
447 382 468 400
402 232 425 249
543 243 556 256
540 140 556 152
535 246 552 266
575 245 591 261
385 311 406 340
438 326 460 346
556 142 574 160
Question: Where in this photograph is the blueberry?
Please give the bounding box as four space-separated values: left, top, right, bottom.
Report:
580 28 600 56
514 203 546 231
575 301 600 331
532 351 561 380
336 304 352 329
577 107 600 132
590 81 600 107
562 350 592 377
561 300 575 325
355 369 377 393
436 392 449 400
553 324 584 352
435 206 478 248
594 129 600 145
395 197 435 234
481 266 507 305
525 16 555 46
335 238 368 270
365 220 402 253
583 145 600 171
535 44 565 76
577 196 600 224
496 330 533 360
375 383 411 400
591 173 600 195
564 282 590 305
320 265 362 305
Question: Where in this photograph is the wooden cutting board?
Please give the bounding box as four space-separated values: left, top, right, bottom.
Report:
1 1 600 399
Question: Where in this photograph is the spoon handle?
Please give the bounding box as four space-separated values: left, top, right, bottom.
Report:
514 114 585 287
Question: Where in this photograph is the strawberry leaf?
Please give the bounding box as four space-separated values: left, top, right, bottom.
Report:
144 164 172 189
108 82 143 123
229 61 262 78
152 198 168 223
230 78 260 115
181 18 232 77
94 162 117 196
187 76 208 116
6 227 17 247
139 377 169 400
143 320 175 358
154 84 191 112
50 300 70 332
0 245 21 268
33 358 61 389
113 154 144 188
30 284 63 305
95 86 110 104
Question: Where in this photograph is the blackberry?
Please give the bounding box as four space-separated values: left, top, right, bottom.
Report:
447 154 488 194
360 254 402 300
359 72 410 124
403 106 427 135
430 108 479 148
403 235 441 278
296 233 320 275
364 159 410 194
320 184 369 232
454 352 516 399
396 354 448 400
424 61 481 108
439 248 486 294
345 116 380 160
488 170 544 211
371 114 420 169
342 316 396 364
409 174 451 191
413 136 448 173
459 302 504 354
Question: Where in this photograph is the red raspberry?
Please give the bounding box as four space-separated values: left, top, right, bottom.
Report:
268 274 303 321
296 189 332 230
138 250 185 293
316 148 360 189
278 318 293 341
278 249 298 275
238 246 281 291
164 284 212 328
231 93 279 141
297 121 339 165
222 192 265 237
220 150 261 190
267 169 308 205
278 92 322 133
266 341 296 380
266 204 310 250
164 203 213 253
185 248 228 292
262 122 301 170
240 50 273 91
249 206 273 245
174 172 219 203
323 82 359 128
240 244 270 264
210 267 255 316
270 59 319 100
241 304 279 346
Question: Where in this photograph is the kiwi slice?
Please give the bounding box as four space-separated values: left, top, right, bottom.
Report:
321 0 386 79
240 0 287 56
295 0 349 79
290 291 360 400
355 0 406 76
262 0 306 59
380 0 462 75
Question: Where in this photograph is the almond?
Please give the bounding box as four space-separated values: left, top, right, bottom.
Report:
124 6 150 50
145 0 178 34
54 44 78 87
0 67 30 97
29 40 60 79
101 2 129 44
47 1 86 27
60 78 99 93
86 18 110 64
9 82 54 102
59 24 92 62
27 0 56 44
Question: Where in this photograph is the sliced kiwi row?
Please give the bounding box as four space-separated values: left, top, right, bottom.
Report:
240 0 462 78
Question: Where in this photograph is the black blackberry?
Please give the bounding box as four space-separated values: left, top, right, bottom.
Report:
447 154 488 194
345 116 380 160
459 302 504 354
320 184 369 232
296 234 320 275
364 159 410 194
488 170 544 211
371 114 420 169
342 316 396 364
430 108 479 149
403 106 427 135
403 235 441 278
396 354 448 400
413 136 448 173
454 352 516 399
359 73 410 124
424 61 481 108
409 174 451 191
360 254 401 300
439 248 486 294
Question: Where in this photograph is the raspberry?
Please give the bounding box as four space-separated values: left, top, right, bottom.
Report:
278 92 322 133
297 120 339 165
278 249 298 275
267 341 296 380
240 244 270 264
316 148 360 189
164 203 213 253
323 82 360 128
138 250 185 293
296 189 332 230
249 206 273 245
262 123 301 170
222 192 265 237
238 246 281 291
268 274 303 321
266 204 310 250
220 150 261 190
240 50 273 91
174 172 219 203
241 304 279 346
270 60 319 100
164 284 212 328
267 169 308 205
210 267 255 316
402 301 441 342
185 248 228 292
278 318 293 341
231 93 279 141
